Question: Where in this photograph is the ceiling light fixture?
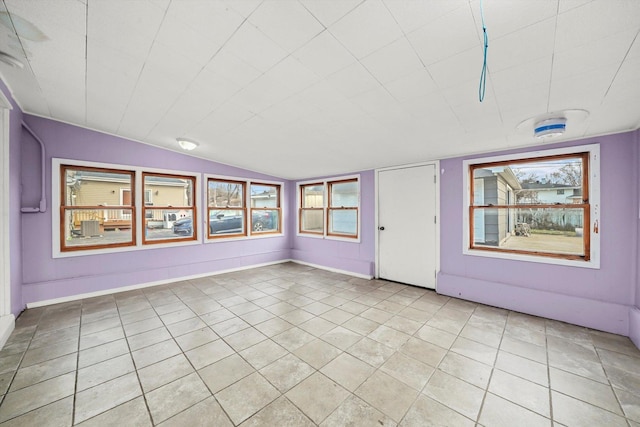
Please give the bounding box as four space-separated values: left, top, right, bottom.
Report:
534 117 566 139
177 138 199 151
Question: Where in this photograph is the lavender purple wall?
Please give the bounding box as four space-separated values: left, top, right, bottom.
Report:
438 132 639 336
290 170 376 277
20 115 291 306
630 130 640 347
1 80 24 317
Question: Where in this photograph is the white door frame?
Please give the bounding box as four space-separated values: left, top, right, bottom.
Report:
0 90 14 349
375 161 440 289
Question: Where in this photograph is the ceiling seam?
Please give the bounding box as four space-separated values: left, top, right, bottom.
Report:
84 0 88 125
114 0 172 134
545 1 560 114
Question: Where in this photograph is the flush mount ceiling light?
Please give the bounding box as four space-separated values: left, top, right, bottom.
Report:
516 109 589 140
177 138 199 151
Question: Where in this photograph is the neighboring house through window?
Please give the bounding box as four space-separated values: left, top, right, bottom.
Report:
55 159 200 257
463 144 600 267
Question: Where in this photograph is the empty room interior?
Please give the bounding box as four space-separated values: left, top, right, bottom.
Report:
1 0 640 426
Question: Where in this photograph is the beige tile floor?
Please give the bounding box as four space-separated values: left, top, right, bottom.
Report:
0 262 639 426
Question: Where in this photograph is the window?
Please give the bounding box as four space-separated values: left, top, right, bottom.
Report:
142 173 196 244
328 179 358 238
300 183 324 234
464 144 600 267
60 165 135 251
55 159 200 257
297 176 360 240
207 179 246 238
206 176 283 239
250 183 281 234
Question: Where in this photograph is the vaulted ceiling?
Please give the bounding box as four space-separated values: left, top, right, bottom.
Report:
1 0 639 179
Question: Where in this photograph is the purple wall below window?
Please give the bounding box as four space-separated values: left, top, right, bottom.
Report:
631 130 640 347
19 115 292 307
438 131 639 336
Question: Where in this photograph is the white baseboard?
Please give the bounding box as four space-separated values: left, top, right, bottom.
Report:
290 260 373 280
0 314 15 350
26 259 292 309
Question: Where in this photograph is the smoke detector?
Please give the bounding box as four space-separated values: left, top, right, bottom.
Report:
516 109 589 141
534 117 566 139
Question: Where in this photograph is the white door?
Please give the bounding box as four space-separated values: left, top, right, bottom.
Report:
378 164 437 289
0 96 14 348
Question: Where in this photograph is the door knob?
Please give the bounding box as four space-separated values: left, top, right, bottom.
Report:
379 226 385 230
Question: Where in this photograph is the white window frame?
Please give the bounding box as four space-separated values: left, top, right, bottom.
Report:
296 174 361 243
52 158 201 258
462 143 600 269
204 174 284 242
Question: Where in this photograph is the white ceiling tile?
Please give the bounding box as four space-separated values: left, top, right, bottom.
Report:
153 13 221 66
489 18 556 72
166 0 244 45
86 96 126 135
350 87 411 126
440 77 485 107
258 95 320 125
427 48 482 91
189 102 255 139
556 0 640 52
249 1 324 52
407 5 479 66
324 62 381 98
627 31 640 59
384 69 438 102
552 29 637 81
602 55 640 104
299 0 363 28
471 0 558 39
384 0 468 34
206 50 262 87
399 93 459 127
558 0 593 14
223 0 263 19
491 56 552 97
293 31 355 78
496 83 550 128
263 56 320 94
329 0 404 59
230 74 292 113
86 0 166 58
297 81 350 110
144 42 202 89
548 65 619 111
586 99 640 135
222 22 288 72
451 97 504 132
40 83 85 124
361 37 423 83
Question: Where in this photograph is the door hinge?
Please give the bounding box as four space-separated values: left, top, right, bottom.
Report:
433 175 436 184
434 216 437 224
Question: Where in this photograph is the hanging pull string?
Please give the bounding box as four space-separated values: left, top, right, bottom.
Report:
478 0 488 102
